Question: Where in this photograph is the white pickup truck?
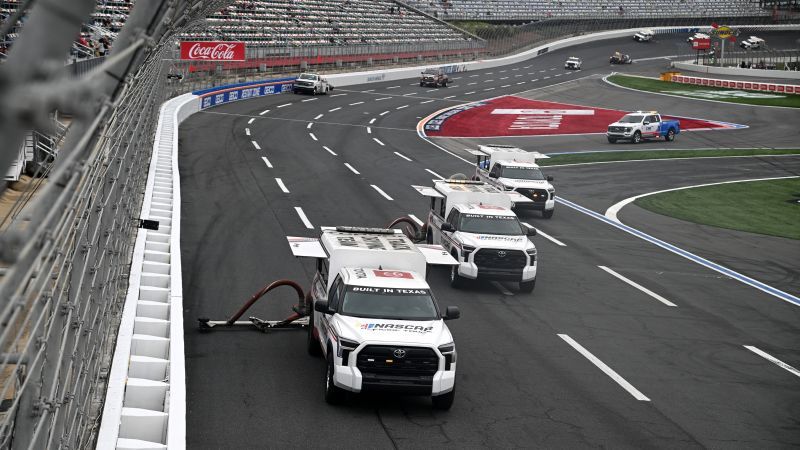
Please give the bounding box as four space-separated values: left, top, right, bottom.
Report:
292 72 333 95
413 179 539 293
287 226 460 409
606 111 680 144
633 29 654 42
471 145 556 219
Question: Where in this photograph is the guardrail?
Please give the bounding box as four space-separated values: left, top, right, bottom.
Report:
102 22 799 448
670 73 800 94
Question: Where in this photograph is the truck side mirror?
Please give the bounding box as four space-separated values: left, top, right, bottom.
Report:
526 227 537 237
488 173 498 178
441 223 455 233
546 176 554 182
443 306 460 320
314 300 331 314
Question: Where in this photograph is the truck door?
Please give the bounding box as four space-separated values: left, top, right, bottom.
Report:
442 209 460 253
644 115 660 137
320 276 343 352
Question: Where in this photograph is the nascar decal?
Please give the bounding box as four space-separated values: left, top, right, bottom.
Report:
356 322 434 333
477 235 524 241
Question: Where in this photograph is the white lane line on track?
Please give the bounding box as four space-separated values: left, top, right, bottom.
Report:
425 168 445 179
376 97 392 101
516 82 526 85
426 89 438 92
251 141 261 150
330 93 347 97
261 156 272 168
550 67 557 70
528 72 535 75
306 123 313 129
329 107 342 112
531 79 539 82
387 86 400 89
521 223 566 246
373 138 385 146
344 163 360 175
323 146 337 156
451 76 461 80
295 207 314 229
539 70 546 73
598 265 677 307
484 87 495 91
501 84 511 88
394 152 412 161
404 92 417 96
555 74 562 77
499 70 507 73
559 334 651 402
486 72 493 75
275 178 289 193
513 67 520 71
469 74 479 77
314 113 324 120
349 101 364 106
500 76 509 80
369 118 376 124
247 118 255 124
744 346 800 378
543 76 551 80
442 95 456 99
309 133 318 141
409 83 417 86
420 100 435 104
397 105 409 109
465 91 476 95
371 185 394 201
301 98 317 102
259 109 270 115
379 111 390 116
491 281 514 296
277 103 291 108
408 214 424 226
363 89 375 92
245 128 251 136
468 82 477 85
515 74 523 77
485 79 494 82
367 127 371 134
449 85 459 88
524 65 531 68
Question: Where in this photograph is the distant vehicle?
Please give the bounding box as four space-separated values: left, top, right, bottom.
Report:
633 29 654 42
564 57 582 70
609 52 633 64
687 32 710 43
740 36 765 49
420 68 449 87
293 73 333 95
606 111 680 144
166 73 183 80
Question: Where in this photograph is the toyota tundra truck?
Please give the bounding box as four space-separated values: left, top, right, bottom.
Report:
471 145 556 218
420 68 449 87
606 111 680 143
293 72 333 95
287 227 460 409
413 179 538 293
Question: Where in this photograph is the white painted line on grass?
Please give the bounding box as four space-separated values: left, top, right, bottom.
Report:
247 118 255 124
425 168 445 179
259 109 270 115
420 100 435 104
744 346 800 378
295 207 313 229
301 98 317 102
275 178 289 193
379 111 390 116
491 281 514 296
558 334 651 401
521 223 566 246
598 265 677 307
369 118 376 124
331 93 347 97
349 101 364 106
314 113 324 120
408 214 424 226
329 107 342 112
323 146 337 156
371 185 394 201
394 152 412 161
397 105 409 109
261 156 272 168
344 163 360 175
306 123 313 129
367 127 372 134
251 141 261 150
277 103 291 108
245 128 251 136
309 133 318 141
373 138 385 146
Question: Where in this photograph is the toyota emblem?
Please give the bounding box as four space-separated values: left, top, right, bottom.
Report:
393 348 406 359
497 250 507 258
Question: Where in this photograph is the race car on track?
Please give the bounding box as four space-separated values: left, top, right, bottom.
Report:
609 52 633 64
633 29 654 42
420 68 449 87
414 179 539 293
564 57 582 70
287 226 460 409
607 111 680 143
293 73 333 95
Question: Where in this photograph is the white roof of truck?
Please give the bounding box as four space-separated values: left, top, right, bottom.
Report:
454 203 516 217
340 267 430 289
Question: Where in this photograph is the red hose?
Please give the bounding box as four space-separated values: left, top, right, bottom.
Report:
226 279 306 325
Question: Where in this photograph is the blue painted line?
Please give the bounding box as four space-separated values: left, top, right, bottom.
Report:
556 196 800 307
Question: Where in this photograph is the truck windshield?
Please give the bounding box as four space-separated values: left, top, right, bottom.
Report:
500 166 545 180
341 287 438 321
618 115 644 123
458 214 524 235
299 74 317 80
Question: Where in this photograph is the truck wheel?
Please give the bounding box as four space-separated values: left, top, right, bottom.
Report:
432 386 455 410
420 82 424 87
324 352 345 405
449 262 465 289
632 131 642 144
607 137 617 143
442 81 448 87
542 209 554 219
307 308 321 356
665 129 675 142
519 279 536 293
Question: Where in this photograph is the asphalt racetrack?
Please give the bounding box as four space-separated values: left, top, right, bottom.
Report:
180 31 800 448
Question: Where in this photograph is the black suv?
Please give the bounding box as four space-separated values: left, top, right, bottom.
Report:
420 68 449 87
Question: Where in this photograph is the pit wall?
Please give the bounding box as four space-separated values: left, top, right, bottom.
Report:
672 60 800 80
98 23 798 449
670 73 800 94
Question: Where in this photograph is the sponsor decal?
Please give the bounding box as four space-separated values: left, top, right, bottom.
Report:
367 73 386 82
180 41 246 61
463 213 514 219
477 235 524 241
424 101 487 131
537 47 549 55
350 287 428 295
356 321 434 333
667 89 784 99
373 270 413 279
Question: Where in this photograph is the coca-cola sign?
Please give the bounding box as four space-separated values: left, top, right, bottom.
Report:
180 41 245 61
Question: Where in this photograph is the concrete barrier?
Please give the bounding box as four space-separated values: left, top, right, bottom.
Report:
671 73 800 94
672 60 800 80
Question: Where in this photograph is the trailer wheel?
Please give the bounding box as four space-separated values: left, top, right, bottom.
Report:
432 385 455 410
324 352 345 405
307 308 321 356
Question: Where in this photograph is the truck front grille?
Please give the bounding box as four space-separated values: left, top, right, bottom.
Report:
474 249 527 270
608 126 626 133
356 346 439 377
517 188 550 202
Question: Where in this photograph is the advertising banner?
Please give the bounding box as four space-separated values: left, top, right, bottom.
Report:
180 41 246 61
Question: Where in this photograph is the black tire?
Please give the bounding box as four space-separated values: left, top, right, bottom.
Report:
293 89 298 94
632 131 642 144
432 386 455 410
607 137 617 143
519 279 536 293
442 81 448 87
324 352 345 405
665 129 675 142
307 308 321 356
420 82 424 87
542 209 554 219
449 260 465 289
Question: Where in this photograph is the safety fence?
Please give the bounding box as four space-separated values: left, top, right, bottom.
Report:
671 73 800 93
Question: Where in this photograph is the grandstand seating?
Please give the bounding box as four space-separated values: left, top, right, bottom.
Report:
403 0 768 20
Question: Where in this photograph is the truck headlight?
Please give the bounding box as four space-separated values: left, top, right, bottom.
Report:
337 338 359 364
461 245 476 259
525 248 537 263
438 343 456 370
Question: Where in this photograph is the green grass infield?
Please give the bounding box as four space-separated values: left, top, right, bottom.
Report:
635 178 800 240
607 74 800 108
